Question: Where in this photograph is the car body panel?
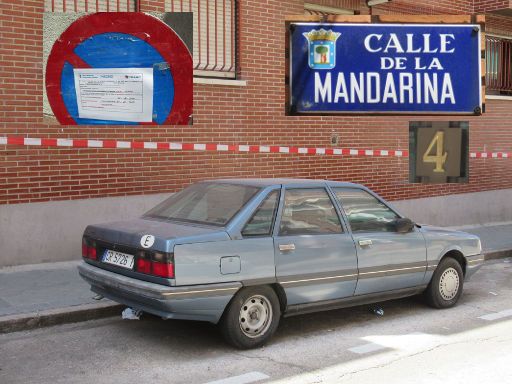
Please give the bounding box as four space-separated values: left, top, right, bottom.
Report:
284 285 427 317
274 233 358 304
329 185 428 295
351 228 427 295
84 217 229 254
78 178 484 324
272 184 359 304
419 225 483 283
420 225 482 260
174 237 276 286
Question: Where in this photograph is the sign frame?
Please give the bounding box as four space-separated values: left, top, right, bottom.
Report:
285 14 486 116
46 12 193 125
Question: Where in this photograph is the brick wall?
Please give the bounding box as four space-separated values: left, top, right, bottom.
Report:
474 0 511 13
140 0 165 12
366 0 474 15
0 0 511 205
486 13 512 35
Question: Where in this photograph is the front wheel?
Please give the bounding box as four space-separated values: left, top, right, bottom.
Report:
220 286 281 349
424 257 464 309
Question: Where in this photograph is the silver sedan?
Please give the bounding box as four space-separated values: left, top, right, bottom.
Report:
78 179 484 348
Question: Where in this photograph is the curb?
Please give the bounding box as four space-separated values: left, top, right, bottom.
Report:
484 248 512 261
0 301 123 334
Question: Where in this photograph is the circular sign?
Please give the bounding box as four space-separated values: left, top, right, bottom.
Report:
46 12 192 125
140 235 155 248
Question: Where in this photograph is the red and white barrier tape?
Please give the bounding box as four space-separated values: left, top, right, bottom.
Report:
0 136 509 159
0 136 407 157
470 152 510 159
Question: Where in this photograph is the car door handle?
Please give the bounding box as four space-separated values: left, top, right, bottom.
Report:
358 239 373 247
279 243 296 252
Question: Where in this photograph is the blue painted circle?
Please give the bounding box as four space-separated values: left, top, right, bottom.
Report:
61 32 174 125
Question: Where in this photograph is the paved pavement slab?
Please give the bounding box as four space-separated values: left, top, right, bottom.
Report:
0 261 105 317
463 222 512 252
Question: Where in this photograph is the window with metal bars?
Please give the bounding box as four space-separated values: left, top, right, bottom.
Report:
486 35 512 96
45 0 237 79
166 0 236 79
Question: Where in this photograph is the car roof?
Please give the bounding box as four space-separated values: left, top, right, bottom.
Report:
203 178 364 189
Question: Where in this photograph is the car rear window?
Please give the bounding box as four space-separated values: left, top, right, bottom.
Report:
144 183 260 226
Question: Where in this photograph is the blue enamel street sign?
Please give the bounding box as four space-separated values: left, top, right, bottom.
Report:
289 23 482 114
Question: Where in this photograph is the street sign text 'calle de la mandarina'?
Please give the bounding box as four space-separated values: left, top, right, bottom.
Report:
288 23 482 115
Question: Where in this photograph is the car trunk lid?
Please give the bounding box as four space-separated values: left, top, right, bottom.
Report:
82 217 230 285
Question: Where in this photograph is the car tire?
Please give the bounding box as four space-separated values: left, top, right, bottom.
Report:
220 286 281 349
424 257 464 309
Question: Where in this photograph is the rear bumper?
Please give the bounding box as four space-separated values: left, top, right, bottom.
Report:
465 254 485 281
78 262 241 323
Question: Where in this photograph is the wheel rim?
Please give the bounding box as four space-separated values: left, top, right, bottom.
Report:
439 267 460 300
239 295 273 338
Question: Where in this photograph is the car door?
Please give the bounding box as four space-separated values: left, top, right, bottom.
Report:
274 186 358 305
332 187 427 296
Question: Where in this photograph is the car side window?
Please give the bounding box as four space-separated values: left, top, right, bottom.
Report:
279 188 343 236
334 188 399 233
242 191 279 237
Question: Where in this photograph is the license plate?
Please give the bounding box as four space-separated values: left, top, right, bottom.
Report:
102 249 135 269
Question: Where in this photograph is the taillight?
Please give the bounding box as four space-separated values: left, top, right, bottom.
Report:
136 250 174 278
152 261 174 278
82 239 88 258
136 251 151 274
88 245 97 260
82 237 98 261
152 252 174 278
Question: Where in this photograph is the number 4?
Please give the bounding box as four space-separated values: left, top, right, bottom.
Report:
423 131 448 173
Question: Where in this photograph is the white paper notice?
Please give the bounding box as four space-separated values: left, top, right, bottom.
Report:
73 68 153 122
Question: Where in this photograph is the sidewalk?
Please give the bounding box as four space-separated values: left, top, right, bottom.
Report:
460 223 512 260
0 261 122 333
1 223 511 333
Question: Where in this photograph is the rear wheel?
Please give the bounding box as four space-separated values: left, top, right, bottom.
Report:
425 257 464 308
220 286 281 349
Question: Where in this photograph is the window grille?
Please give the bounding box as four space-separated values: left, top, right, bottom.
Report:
486 35 512 95
45 0 237 79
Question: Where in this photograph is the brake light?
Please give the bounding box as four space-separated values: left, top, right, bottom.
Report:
151 252 174 278
152 261 175 278
88 246 97 260
135 250 174 278
137 258 152 274
82 237 97 260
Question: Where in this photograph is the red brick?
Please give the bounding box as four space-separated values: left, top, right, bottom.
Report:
0 0 511 205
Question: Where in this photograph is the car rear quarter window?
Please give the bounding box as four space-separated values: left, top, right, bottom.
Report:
279 188 343 236
242 190 280 237
334 188 399 233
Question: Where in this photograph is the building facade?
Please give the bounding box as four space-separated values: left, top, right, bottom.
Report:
0 0 511 266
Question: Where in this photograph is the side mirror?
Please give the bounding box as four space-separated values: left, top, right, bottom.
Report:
394 218 415 233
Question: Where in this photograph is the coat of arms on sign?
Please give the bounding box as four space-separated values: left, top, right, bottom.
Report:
303 29 341 69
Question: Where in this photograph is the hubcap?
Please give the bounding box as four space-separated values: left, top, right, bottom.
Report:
239 295 273 338
439 267 460 300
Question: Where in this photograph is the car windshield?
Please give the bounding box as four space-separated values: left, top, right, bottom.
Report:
144 182 260 226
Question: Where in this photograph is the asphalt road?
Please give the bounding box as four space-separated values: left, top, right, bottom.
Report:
1 259 511 384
